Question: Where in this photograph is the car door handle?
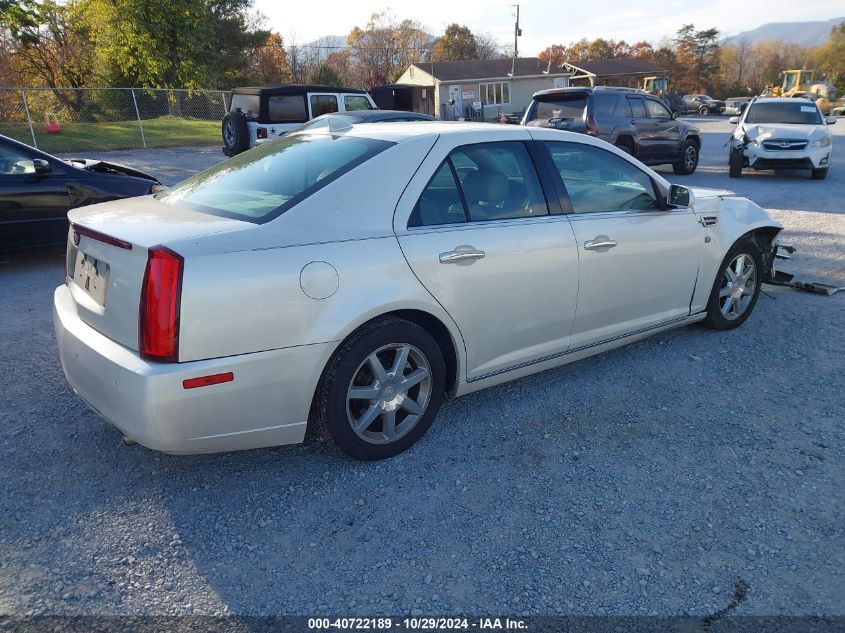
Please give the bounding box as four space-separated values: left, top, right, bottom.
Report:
584 239 618 250
439 248 486 264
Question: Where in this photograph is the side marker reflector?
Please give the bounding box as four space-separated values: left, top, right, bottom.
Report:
183 372 234 390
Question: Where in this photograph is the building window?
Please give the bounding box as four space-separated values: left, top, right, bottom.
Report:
479 81 510 105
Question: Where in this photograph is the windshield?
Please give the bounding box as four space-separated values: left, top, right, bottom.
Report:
161 134 393 223
529 94 587 121
745 102 823 125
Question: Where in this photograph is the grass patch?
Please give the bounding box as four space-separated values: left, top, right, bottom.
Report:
0 116 220 153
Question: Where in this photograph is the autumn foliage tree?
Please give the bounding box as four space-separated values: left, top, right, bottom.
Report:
431 24 478 61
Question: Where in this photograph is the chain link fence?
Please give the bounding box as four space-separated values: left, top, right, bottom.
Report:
0 87 230 153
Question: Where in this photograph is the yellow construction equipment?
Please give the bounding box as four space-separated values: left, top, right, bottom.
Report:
771 70 837 115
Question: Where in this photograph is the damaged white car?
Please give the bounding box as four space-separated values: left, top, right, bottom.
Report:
55 123 787 460
729 97 835 180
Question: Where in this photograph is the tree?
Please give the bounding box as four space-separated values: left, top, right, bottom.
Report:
817 22 845 92
250 32 289 84
673 24 720 93
0 0 38 42
474 33 503 60
1 0 93 110
82 0 268 88
431 23 477 61
309 63 342 86
538 44 567 67
346 11 430 88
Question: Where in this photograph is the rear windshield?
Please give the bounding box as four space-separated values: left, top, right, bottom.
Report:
529 94 587 121
745 102 822 125
231 94 260 119
160 134 394 223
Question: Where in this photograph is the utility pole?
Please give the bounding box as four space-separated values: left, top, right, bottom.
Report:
512 4 521 58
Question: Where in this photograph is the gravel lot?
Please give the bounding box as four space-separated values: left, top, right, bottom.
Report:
1 118 843 620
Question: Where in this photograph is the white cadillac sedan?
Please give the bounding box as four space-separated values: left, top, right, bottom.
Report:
55 122 784 460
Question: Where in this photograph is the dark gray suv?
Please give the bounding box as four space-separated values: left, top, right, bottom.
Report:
522 87 701 175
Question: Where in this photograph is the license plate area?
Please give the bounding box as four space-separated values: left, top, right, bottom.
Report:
72 251 110 307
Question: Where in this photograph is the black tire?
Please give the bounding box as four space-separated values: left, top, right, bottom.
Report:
811 167 828 180
703 238 763 331
222 111 249 156
313 317 446 460
673 139 699 175
615 138 635 156
699 105 709 116
728 147 743 178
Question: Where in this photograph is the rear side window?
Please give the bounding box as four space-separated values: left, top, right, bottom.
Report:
627 97 647 118
593 93 619 117
544 141 659 213
161 135 393 223
268 95 307 122
344 95 373 111
311 95 339 117
409 142 548 226
529 94 587 121
231 94 260 119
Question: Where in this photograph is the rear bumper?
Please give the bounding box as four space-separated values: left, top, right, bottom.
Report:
53 284 330 454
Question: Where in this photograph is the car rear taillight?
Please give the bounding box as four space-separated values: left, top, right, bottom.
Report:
256 127 268 139
139 246 183 362
586 113 599 136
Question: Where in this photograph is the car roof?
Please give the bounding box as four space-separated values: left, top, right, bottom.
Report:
295 120 586 145
316 110 433 121
232 84 370 96
531 86 642 99
751 97 816 105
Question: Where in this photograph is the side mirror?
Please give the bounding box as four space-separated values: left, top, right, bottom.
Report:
667 184 694 208
729 116 740 125
33 159 52 174
826 116 836 125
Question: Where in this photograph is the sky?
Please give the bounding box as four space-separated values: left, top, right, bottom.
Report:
255 0 845 55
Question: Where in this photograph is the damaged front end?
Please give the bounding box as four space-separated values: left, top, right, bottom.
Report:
764 241 842 295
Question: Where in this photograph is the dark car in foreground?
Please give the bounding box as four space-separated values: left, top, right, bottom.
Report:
0 134 160 251
522 87 701 174
683 94 726 115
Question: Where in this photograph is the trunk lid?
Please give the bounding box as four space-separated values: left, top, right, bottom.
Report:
66 196 253 352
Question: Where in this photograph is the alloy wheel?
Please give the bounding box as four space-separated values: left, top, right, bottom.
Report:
719 254 757 320
346 343 432 445
684 145 697 170
223 120 236 146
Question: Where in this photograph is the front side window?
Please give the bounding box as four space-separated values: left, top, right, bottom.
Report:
544 141 659 213
409 142 548 227
161 135 393 223
344 95 373 111
268 95 307 122
480 81 510 106
745 102 822 125
310 95 339 117
645 98 671 120
0 143 36 175
627 97 647 118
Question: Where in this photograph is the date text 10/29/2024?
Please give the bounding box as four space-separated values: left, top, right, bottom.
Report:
308 618 528 630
